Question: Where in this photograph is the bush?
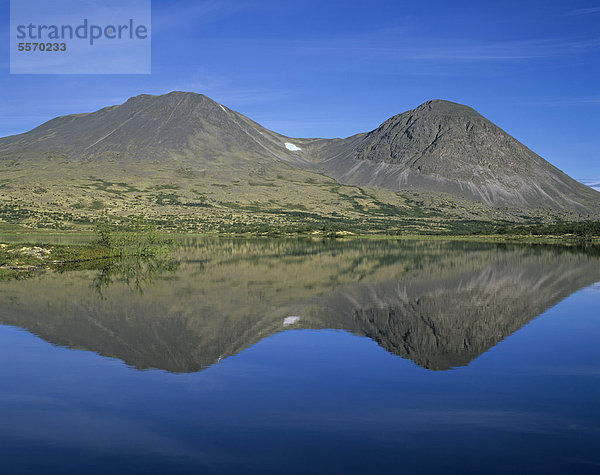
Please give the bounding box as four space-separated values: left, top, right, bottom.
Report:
95 214 173 258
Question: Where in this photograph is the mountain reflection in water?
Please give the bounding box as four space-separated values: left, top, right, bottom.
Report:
0 238 598 372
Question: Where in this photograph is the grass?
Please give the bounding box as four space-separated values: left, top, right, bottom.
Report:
0 242 113 280
0 165 598 245
0 214 177 281
1 156 595 235
2 196 599 245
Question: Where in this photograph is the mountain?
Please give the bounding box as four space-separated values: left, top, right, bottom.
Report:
0 92 598 230
308 99 599 211
0 92 308 168
0 239 598 372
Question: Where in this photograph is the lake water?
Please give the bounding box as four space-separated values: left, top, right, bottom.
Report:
1 238 599 473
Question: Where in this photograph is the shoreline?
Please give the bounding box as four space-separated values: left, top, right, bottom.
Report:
2 232 598 280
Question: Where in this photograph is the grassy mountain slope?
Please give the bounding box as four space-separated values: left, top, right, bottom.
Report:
0 92 598 232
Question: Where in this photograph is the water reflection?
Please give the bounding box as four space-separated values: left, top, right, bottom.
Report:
92 254 180 297
0 238 598 372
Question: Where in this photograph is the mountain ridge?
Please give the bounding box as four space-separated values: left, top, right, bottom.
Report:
0 91 598 230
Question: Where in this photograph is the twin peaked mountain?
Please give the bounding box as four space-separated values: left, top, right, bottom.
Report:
1 91 598 216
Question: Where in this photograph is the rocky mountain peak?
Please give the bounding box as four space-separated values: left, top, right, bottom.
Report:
414 99 482 118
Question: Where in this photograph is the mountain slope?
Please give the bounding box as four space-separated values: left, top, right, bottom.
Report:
0 91 309 168
0 92 598 230
311 100 599 212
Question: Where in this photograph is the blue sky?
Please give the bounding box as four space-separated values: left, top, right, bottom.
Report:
1 0 599 178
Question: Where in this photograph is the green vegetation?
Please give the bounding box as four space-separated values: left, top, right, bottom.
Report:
1 150 596 238
155 192 181 206
95 214 175 258
79 178 143 194
0 164 598 247
0 214 177 282
493 221 600 239
89 199 106 210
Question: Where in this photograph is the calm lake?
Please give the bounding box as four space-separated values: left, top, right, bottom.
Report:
1 238 599 473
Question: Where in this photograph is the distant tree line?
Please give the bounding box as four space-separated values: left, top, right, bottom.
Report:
494 221 600 240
